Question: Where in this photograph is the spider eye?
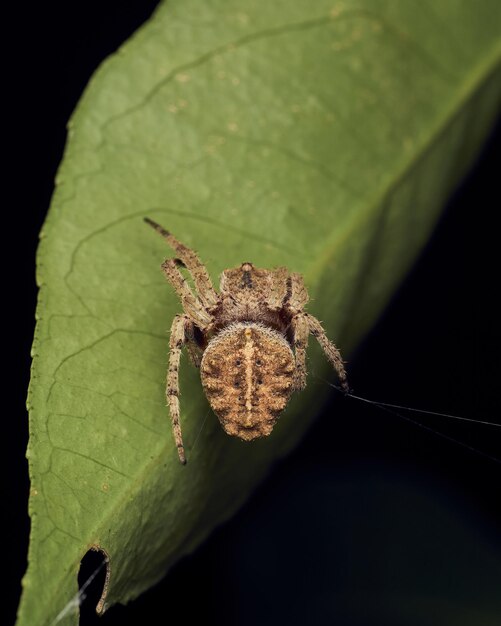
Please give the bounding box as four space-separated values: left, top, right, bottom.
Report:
256 359 262 366
235 359 241 366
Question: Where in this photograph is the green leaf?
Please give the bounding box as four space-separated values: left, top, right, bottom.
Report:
18 1 501 624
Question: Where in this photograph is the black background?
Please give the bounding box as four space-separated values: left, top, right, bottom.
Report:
5 2 500 625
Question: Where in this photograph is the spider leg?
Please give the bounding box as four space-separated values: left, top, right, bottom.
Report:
167 314 193 464
291 313 309 390
306 313 349 391
145 218 219 309
161 258 212 328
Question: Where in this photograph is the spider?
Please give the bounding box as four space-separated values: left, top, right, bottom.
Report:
145 217 349 464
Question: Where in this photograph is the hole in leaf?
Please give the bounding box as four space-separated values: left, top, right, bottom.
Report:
77 546 110 623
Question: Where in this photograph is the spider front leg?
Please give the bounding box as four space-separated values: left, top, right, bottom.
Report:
161 258 212 327
306 313 349 392
167 314 193 464
145 218 219 309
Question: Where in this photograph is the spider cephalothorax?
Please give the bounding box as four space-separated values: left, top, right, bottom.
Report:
145 218 348 464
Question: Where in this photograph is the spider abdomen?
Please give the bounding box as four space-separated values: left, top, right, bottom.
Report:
200 322 295 440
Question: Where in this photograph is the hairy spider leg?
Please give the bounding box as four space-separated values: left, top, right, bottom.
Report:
286 273 310 389
161 258 212 328
167 314 194 464
145 218 219 309
306 313 349 392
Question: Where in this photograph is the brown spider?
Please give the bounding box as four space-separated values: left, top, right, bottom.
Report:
145 218 348 464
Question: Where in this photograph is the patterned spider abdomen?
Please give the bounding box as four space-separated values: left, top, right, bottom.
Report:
200 322 295 440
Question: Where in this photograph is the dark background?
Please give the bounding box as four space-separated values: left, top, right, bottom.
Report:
6 2 500 625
